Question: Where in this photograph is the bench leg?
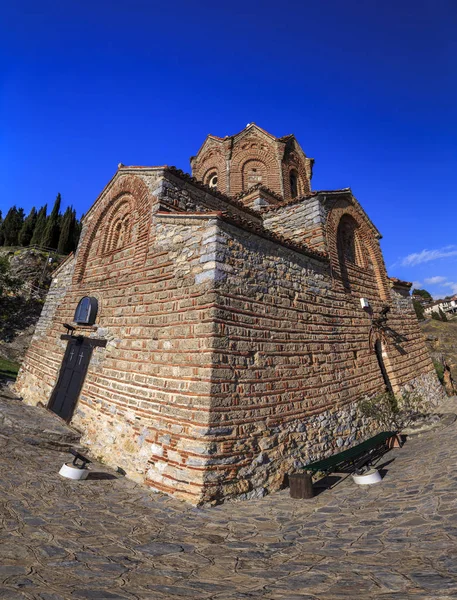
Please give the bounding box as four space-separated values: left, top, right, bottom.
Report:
289 473 314 499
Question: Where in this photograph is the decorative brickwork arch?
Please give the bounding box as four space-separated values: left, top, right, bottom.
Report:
326 199 390 301
230 142 280 195
102 197 133 254
74 173 151 283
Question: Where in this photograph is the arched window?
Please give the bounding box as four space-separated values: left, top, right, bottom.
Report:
206 172 218 189
290 170 299 198
336 214 363 291
337 215 361 266
74 297 98 325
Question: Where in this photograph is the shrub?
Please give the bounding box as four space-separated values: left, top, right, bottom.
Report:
360 389 425 431
0 257 22 296
433 360 445 384
439 308 448 322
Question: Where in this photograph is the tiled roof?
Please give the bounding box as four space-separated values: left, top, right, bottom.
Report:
165 167 261 218
233 184 284 204
389 277 412 288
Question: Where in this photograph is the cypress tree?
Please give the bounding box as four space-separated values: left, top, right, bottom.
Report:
439 308 448 322
57 206 76 254
2 206 25 246
30 205 48 246
18 207 37 246
41 193 61 249
72 213 83 251
412 299 425 321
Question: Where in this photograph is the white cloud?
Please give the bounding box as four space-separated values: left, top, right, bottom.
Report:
401 246 457 267
424 276 446 285
411 280 422 289
444 281 457 294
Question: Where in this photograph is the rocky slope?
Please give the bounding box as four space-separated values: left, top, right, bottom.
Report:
420 318 457 380
0 247 63 363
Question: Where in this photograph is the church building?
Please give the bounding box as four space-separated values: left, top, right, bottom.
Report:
16 124 443 504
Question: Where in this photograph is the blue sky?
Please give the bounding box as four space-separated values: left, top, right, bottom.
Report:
1 0 456 297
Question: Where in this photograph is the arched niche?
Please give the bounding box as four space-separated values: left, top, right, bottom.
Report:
242 159 267 190
327 201 390 302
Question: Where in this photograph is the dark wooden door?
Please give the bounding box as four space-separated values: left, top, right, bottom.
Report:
48 338 93 421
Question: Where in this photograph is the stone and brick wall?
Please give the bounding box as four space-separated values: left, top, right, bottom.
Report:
16 156 444 506
18 171 228 503
263 195 327 252
190 218 442 502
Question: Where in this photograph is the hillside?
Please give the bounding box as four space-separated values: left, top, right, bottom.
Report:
0 247 64 366
420 317 457 380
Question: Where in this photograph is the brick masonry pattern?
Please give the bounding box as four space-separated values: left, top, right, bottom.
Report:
16 134 444 505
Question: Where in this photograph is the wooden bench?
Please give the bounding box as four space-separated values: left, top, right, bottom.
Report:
304 430 399 477
289 431 400 498
70 448 91 469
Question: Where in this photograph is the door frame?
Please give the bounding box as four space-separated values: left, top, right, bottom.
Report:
48 334 107 422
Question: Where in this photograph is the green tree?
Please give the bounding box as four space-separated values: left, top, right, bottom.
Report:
18 207 37 246
439 308 448 322
432 311 442 321
41 193 61 249
30 205 47 246
2 207 25 246
57 207 76 254
412 288 432 300
73 214 82 251
412 299 425 321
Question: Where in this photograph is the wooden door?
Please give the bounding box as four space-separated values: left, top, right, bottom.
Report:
48 338 93 421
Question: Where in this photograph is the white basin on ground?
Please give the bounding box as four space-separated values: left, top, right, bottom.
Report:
352 468 382 485
59 462 89 480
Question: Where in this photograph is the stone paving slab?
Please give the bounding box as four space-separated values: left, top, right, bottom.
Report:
1 388 457 599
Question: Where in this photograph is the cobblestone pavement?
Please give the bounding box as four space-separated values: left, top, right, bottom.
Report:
2 387 457 599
